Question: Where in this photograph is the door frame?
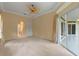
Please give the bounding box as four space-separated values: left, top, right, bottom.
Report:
56 16 66 44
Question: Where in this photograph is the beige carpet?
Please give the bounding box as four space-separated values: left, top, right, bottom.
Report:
0 37 73 56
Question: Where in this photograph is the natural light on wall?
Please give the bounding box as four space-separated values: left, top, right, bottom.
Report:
0 14 2 39
17 20 24 38
77 19 79 21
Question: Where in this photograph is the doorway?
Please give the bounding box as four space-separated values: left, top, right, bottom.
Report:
57 16 79 55
0 14 2 39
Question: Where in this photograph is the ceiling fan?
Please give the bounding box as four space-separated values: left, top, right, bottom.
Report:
28 4 39 14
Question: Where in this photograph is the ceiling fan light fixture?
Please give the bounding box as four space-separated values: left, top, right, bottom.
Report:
29 4 39 14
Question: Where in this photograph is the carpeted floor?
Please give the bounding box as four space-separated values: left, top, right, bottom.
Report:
0 37 73 56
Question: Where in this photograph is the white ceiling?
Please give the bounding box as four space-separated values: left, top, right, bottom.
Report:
0 2 63 17
63 3 79 21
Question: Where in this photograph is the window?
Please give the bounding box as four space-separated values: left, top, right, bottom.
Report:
60 16 65 36
68 24 76 34
61 22 65 36
68 24 72 34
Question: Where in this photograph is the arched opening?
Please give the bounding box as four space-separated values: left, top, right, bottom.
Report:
0 14 3 39
17 20 25 38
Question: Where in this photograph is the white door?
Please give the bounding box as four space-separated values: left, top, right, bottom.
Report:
66 22 78 54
